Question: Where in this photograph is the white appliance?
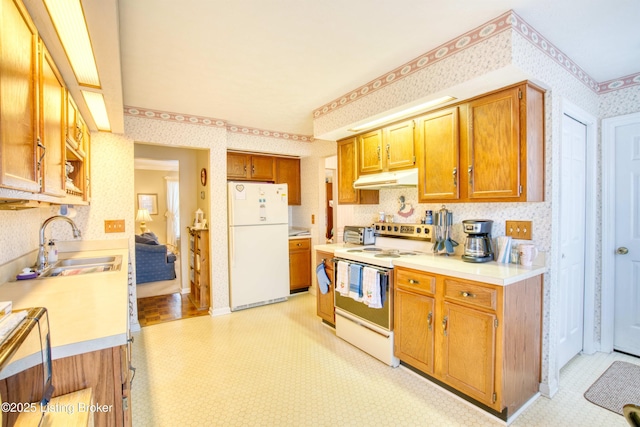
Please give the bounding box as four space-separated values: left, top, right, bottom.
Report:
228 182 290 311
331 223 434 367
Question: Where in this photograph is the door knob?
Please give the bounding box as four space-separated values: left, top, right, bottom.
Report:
616 247 629 255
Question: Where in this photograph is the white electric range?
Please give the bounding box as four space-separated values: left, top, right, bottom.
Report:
331 222 434 367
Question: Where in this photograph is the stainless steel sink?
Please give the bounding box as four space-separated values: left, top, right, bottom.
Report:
39 255 122 278
56 256 119 267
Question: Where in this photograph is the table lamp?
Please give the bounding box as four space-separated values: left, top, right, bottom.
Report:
136 208 153 233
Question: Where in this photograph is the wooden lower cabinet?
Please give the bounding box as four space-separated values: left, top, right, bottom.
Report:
0 344 132 427
289 238 311 292
394 266 542 419
315 251 335 325
394 289 435 375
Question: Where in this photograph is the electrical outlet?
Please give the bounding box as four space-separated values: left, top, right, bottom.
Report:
505 220 532 240
104 220 125 233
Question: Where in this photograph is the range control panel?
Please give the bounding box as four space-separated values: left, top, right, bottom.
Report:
373 222 434 241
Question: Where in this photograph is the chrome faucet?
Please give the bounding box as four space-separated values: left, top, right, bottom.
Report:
35 215 82 273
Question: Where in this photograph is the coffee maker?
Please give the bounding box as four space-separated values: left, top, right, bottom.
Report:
461 220 494 263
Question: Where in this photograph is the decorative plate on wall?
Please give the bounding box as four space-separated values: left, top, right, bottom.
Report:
200 168 207 186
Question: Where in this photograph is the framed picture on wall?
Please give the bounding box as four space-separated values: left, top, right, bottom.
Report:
137 193 158 215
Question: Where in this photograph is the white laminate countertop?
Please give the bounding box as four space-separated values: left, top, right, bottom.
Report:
313 244 546 286
0 240 130 378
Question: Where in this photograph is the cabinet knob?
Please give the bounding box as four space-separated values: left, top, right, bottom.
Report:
461 291 475 298
442 316 448 336
427 312 433 331
408 279 420 285
452 167 457 187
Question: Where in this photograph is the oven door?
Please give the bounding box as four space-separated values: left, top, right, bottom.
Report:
333 260 392 331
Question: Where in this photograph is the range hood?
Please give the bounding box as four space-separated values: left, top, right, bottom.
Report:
353 168 418 190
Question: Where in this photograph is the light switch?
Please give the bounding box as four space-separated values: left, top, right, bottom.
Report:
104 219 125 233
505 220 532 240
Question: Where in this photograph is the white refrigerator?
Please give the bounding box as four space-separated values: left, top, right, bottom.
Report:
228 182 290 311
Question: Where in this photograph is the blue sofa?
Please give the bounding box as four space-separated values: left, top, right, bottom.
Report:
135 232 177 284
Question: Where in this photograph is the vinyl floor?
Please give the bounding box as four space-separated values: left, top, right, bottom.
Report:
131 292 638 426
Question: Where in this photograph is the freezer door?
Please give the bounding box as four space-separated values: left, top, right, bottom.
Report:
229 223 290 309
228 182 289 226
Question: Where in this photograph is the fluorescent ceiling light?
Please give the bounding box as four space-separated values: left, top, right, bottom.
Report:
81 91 111 131
349 96 456 132
44 0 101 88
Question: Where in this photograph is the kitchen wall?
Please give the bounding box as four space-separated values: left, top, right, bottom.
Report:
314 12 640 397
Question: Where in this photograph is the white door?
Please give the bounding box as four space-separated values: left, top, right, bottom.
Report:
557 113 587 368
613 120 640 356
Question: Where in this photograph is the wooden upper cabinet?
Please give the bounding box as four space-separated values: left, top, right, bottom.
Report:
40 43 66 197
227 152 250 179
0 0 40 192
384 119 415 171
250 155 274 181
358 120 416 175
275 157 301 205
337 137 378 205
337 138 359 204
464 83 544 202
416 107 460 202
357 129 383 174
227 152 275 181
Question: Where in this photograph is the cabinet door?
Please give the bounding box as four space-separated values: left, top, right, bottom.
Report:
337 138 378 205
466 86 521 200
250 155 274 181
384 120 415 171
0 0 40 192
395 288 435 374
289 248 311 291
416 107 460 202
358 129 383 174
40 44 65 197
316 254 335 324
337 138 358 204
227 152 249 179
441 301 497 407
275 157 301 205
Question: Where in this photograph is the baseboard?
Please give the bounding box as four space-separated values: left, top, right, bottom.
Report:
211 307 231 316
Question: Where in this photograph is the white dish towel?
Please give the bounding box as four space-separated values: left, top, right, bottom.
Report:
362 267 383 308
336 261 350 296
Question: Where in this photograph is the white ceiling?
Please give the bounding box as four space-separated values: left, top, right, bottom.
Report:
26 0 640 137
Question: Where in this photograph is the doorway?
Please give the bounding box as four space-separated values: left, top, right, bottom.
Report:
134 158 182 298
556 100 598 371
557 113 587 368
602 112 640 357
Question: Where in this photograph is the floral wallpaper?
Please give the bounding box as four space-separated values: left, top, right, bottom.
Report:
0 6 638 402
314 12 639 396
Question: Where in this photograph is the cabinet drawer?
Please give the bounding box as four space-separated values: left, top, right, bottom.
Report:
444 278 497 311
395 268 436 295
289 238 310 251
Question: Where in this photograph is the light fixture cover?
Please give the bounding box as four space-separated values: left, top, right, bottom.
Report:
81 91 111 131
349 96 456 132
44 0 101 88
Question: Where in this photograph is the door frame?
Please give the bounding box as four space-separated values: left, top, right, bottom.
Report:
559 99 598 355
601 111 640 352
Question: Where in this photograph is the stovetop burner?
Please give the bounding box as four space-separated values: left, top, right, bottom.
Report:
374 253 400 258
